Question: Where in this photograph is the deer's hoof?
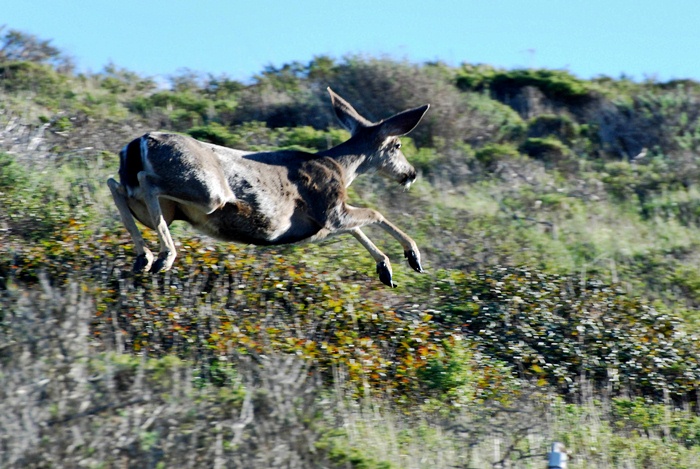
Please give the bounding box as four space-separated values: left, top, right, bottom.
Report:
376 261 397 288
133 252 154 273
150 252 175 273
404 250 423 273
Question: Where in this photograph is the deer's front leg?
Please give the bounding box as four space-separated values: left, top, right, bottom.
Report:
382 218 423 273
350 228 396 287
341 205 424 277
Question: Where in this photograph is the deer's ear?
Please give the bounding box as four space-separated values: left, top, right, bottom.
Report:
379 104 430 137
328 87 371 135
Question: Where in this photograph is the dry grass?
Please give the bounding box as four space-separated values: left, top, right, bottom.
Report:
1 279 333 469
4 281 698 468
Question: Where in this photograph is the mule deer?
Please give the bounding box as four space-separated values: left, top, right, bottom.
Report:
107 88 429 287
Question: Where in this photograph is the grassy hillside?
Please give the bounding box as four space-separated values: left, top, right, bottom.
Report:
2 29 700 467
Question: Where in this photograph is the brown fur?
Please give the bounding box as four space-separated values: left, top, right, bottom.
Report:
107 88 429 286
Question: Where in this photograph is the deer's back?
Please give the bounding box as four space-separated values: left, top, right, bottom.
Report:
128 133 349 245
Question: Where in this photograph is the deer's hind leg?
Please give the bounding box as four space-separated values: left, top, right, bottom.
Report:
136 172 178 273
107 177 155 272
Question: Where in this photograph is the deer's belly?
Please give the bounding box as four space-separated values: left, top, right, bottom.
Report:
183 200 323 246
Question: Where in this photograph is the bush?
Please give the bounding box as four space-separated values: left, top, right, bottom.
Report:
274 125 349 151
519 137 575 170
131 90 214 130
600 160 667 205
474 143 524 169
188 122 238 146
432 267 700 401
592 87 700 158
612 397 700 448
0 153 28 190
488 69 597 107
0 281 337 468
0 61 69 100
526 114 579 142
454 63 500 91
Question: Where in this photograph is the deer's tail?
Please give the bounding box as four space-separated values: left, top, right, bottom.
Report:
118 135 146 196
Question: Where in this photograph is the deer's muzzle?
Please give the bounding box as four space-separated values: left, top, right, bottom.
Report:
400 170 417 188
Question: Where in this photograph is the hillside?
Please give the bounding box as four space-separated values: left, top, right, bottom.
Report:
2 29 700 468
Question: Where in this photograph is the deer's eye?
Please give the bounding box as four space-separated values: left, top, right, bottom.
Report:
394 142 401 150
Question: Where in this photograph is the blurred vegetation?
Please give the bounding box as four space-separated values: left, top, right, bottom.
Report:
3 27 700 467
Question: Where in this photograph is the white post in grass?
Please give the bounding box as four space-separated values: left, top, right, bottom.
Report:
547 442 568 468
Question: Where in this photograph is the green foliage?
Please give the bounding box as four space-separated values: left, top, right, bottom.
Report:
492 68 597 105
324 436 395 469
463 91 527 143
600 160 668 204
553 398 700 468
520 136 571 158
608 397 700 451
99 63 157 96
640 188 700 225
274 125 349 151
527 113 579 142
519 137 574 169
417 340 517 405
142 90 213 128
0 61 69 99
201 74 245 100
188 122 238 146
4 27 700 467
0 177 75 243
0 153 28 190
457 66 597 106
474 142 523 168
433 267 700 400
455 63 500 91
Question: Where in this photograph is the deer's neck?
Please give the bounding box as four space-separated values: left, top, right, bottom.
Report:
319 144 371 187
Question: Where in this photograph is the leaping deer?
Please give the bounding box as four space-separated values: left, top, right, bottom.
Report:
107 88 429 287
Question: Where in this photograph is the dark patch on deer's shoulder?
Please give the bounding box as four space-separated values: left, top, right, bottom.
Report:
287 157 346 228
296 157 345 194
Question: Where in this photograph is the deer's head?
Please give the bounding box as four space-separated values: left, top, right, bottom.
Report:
328 88 429 188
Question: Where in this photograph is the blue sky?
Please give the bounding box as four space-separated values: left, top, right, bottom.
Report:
5 1 700 83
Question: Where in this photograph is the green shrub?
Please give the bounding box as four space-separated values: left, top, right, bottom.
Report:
641 191 700 225
130 90 213 129
520 137 570 158
489 69 597 106
0 153 28 190
463 91 527 143
0 61 68 98
612 397 700 448
188 122 238 146
474 143 523 169
519 137 574 169
601 160 667 204
417 340 517 405
527 114 579 142
432 267 700 401
455 63 500 91
275 125 349 151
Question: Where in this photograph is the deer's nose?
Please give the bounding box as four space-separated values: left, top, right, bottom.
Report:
400 169 417 187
